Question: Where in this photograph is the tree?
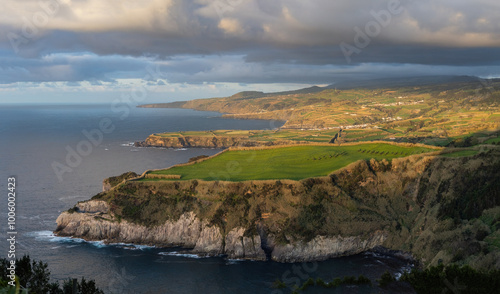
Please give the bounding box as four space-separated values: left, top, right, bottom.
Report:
62 278 104 294
0 256 104 294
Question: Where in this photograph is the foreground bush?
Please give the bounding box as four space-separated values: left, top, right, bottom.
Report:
0 256 104 294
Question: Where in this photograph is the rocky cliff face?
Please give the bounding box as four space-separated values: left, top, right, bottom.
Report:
224 227 266 260
55 200 386 262
135 135 243 148
56 201 267 260
268 232 387 263
57 203 205 247
134 134 301 148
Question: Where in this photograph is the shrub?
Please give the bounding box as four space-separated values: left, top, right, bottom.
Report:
356 275 372 285
342 276 357 284
271 279 286 289
298 278 315 291
328 277 342 287
377 271 395 287
0 256 103 294
400 264 500 294
315 277 327 287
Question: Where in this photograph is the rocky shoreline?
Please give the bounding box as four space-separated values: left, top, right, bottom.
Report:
55 200 391 262
133 134 304 149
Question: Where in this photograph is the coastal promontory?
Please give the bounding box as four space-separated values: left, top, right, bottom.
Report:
55 146 500 268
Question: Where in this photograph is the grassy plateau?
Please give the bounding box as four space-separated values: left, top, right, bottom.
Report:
145 143 437 181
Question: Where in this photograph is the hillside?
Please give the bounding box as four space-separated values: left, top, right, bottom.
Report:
138 77 500 147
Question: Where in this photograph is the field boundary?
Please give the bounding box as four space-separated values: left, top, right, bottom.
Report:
125 148 230 184
227 141 443 151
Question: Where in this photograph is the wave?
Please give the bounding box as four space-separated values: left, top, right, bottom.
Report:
394 265 412 280
113 243 156 250
158 251 210 259
26 231 155 250
225 259 245 265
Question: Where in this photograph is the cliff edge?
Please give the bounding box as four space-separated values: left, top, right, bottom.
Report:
134 133 304 148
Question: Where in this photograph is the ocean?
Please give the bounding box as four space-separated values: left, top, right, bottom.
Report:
0 104 411 293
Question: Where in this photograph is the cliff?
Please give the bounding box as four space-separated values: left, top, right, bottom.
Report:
55 149 500 268
57 203 266 260
134 134 303 148
55 200 386 262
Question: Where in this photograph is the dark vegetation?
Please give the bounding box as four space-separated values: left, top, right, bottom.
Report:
437 158 500 220
272 275 372 293
0 256 104 294
104 171 138 188
105 182 200 227
188 155 209 162
379 265 500 294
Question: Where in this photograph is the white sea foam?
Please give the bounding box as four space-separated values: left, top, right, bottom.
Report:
26 231 154 250
225 259 243 265
394 265 412 280
113 243 156 250
158 251 209 259
26 231 82 243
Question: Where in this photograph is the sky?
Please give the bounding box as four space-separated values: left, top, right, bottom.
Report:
1 0 500 104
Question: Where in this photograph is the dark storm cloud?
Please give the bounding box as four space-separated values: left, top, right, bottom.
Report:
0 0 499 86
0 51 150 84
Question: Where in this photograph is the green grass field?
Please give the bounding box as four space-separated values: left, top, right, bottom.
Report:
146 143 436 181
485 136 500 144
439 149 479 157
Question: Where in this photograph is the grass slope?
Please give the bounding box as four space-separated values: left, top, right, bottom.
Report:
147 143 436 181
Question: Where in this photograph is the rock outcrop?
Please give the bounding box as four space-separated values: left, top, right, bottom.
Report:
134 134 301 148
56 201 267 260
57 203 209 247
224 227 266 260
102 171 139 192
56 200 388 262
268 232 387 263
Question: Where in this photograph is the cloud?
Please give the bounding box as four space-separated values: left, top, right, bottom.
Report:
0 50 172 86
0 0 499 96
218 18 244 35
1 51 498 88
2 0 500 55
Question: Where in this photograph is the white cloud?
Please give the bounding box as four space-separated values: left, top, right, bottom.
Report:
218 18 244 35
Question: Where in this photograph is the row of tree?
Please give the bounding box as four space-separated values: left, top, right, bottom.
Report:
0 256 104 294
